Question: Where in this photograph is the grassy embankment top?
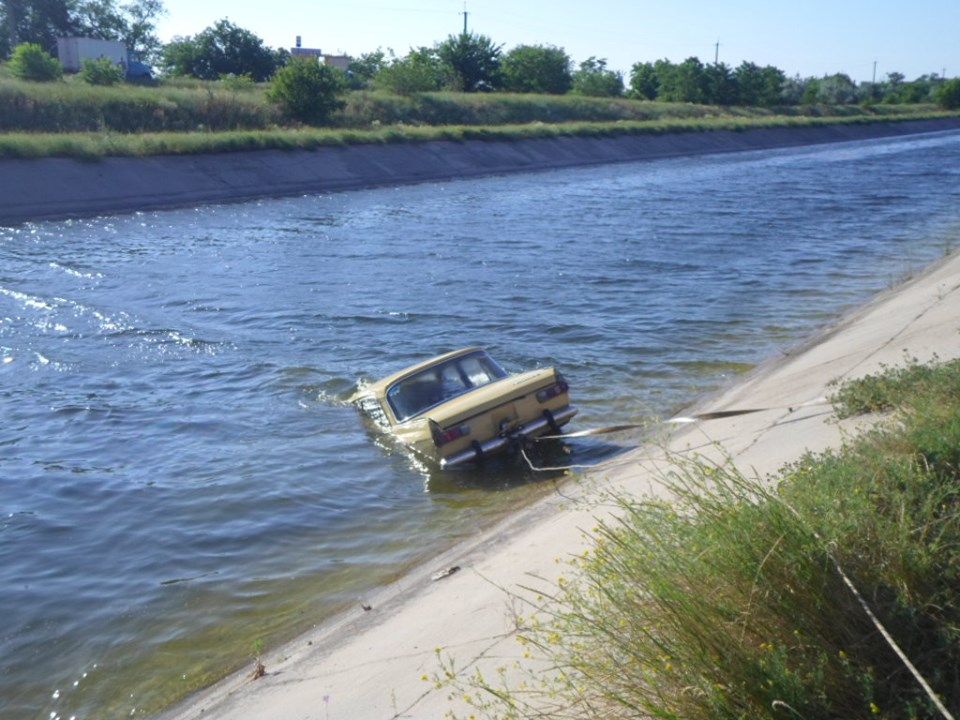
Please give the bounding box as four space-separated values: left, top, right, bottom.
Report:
0 70 955 160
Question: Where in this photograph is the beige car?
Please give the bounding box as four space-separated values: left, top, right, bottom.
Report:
351 347 576 468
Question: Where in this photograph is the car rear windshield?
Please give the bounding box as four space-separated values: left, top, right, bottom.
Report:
387 351 508 422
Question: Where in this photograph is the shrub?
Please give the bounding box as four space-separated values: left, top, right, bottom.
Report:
375 48 446 95
8 43 62 82
81 57 124 86
266 58 346 125
829 355 960 417
219 73 256 92
436 33 502 92
501 45 572 94
571 57 623 97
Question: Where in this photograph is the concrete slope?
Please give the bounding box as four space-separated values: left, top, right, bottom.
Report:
2 118 959 225
157 250 960 719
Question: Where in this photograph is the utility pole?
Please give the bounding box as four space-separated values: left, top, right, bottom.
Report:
872 60 877 84
714 39 720 65
460 2 469 34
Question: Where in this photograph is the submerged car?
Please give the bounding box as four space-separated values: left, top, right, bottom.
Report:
351 347 576 468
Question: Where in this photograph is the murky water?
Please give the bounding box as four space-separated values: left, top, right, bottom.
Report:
2 131 959 719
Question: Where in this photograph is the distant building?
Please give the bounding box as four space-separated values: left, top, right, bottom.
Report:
290 35 323 60
323 54 351 72
288 36 351 70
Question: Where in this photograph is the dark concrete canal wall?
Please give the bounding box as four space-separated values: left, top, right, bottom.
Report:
2 118 959 225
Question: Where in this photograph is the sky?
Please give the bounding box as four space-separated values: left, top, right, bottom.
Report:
154 0 959 82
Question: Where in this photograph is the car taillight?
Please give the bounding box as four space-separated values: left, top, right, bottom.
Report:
433 423 470 447
536 378 569 403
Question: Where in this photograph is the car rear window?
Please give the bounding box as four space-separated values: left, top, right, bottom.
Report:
387 352 507 421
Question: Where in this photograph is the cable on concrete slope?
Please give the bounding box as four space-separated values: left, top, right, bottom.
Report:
534 397 830 442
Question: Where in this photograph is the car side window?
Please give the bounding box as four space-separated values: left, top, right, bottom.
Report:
388 375 441 421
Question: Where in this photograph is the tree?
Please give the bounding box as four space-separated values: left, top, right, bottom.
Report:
161 19 280 81
571 56 623 97
0 1 165 62
0 0 79 58
703 62 737 105
8 41 63 80
757 65 786 105
160 35 199 76
375 46 445 95
936 77 960 109
436 32 502 91
898 73 942 103
780 74 812 105
80 54 122 83
347 48 387 89
629 61 658 100
120 0 165 62
815 73 859 104
267 57 346 124
500 44 571 94
733 61 785 106
74 0 126 40
656 57 707 103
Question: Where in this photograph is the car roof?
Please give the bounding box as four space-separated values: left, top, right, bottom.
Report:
361 347 485 398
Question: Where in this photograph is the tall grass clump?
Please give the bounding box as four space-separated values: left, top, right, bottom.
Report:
454 358 960 719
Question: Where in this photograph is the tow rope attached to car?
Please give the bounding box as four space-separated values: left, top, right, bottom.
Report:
522 397 831 472
534 397 830 441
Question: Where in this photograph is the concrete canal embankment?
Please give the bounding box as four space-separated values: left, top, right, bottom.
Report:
2 117 960 225
156 250 960 720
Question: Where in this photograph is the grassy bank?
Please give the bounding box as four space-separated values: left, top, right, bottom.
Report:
1 111 956 160
0 76 279 132
451 357 960 719
335 91 936 128
0 71 947 133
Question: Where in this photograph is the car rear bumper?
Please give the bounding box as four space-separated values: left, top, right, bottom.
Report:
439 405 578 469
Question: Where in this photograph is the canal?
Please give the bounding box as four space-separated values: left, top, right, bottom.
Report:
2 130 959 719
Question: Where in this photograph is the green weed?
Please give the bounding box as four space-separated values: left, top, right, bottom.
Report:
829 355 960 418
451 357 960 719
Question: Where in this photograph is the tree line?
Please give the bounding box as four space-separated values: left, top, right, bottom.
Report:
359 41 953 108
3 2 959 118
0 0 165 61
